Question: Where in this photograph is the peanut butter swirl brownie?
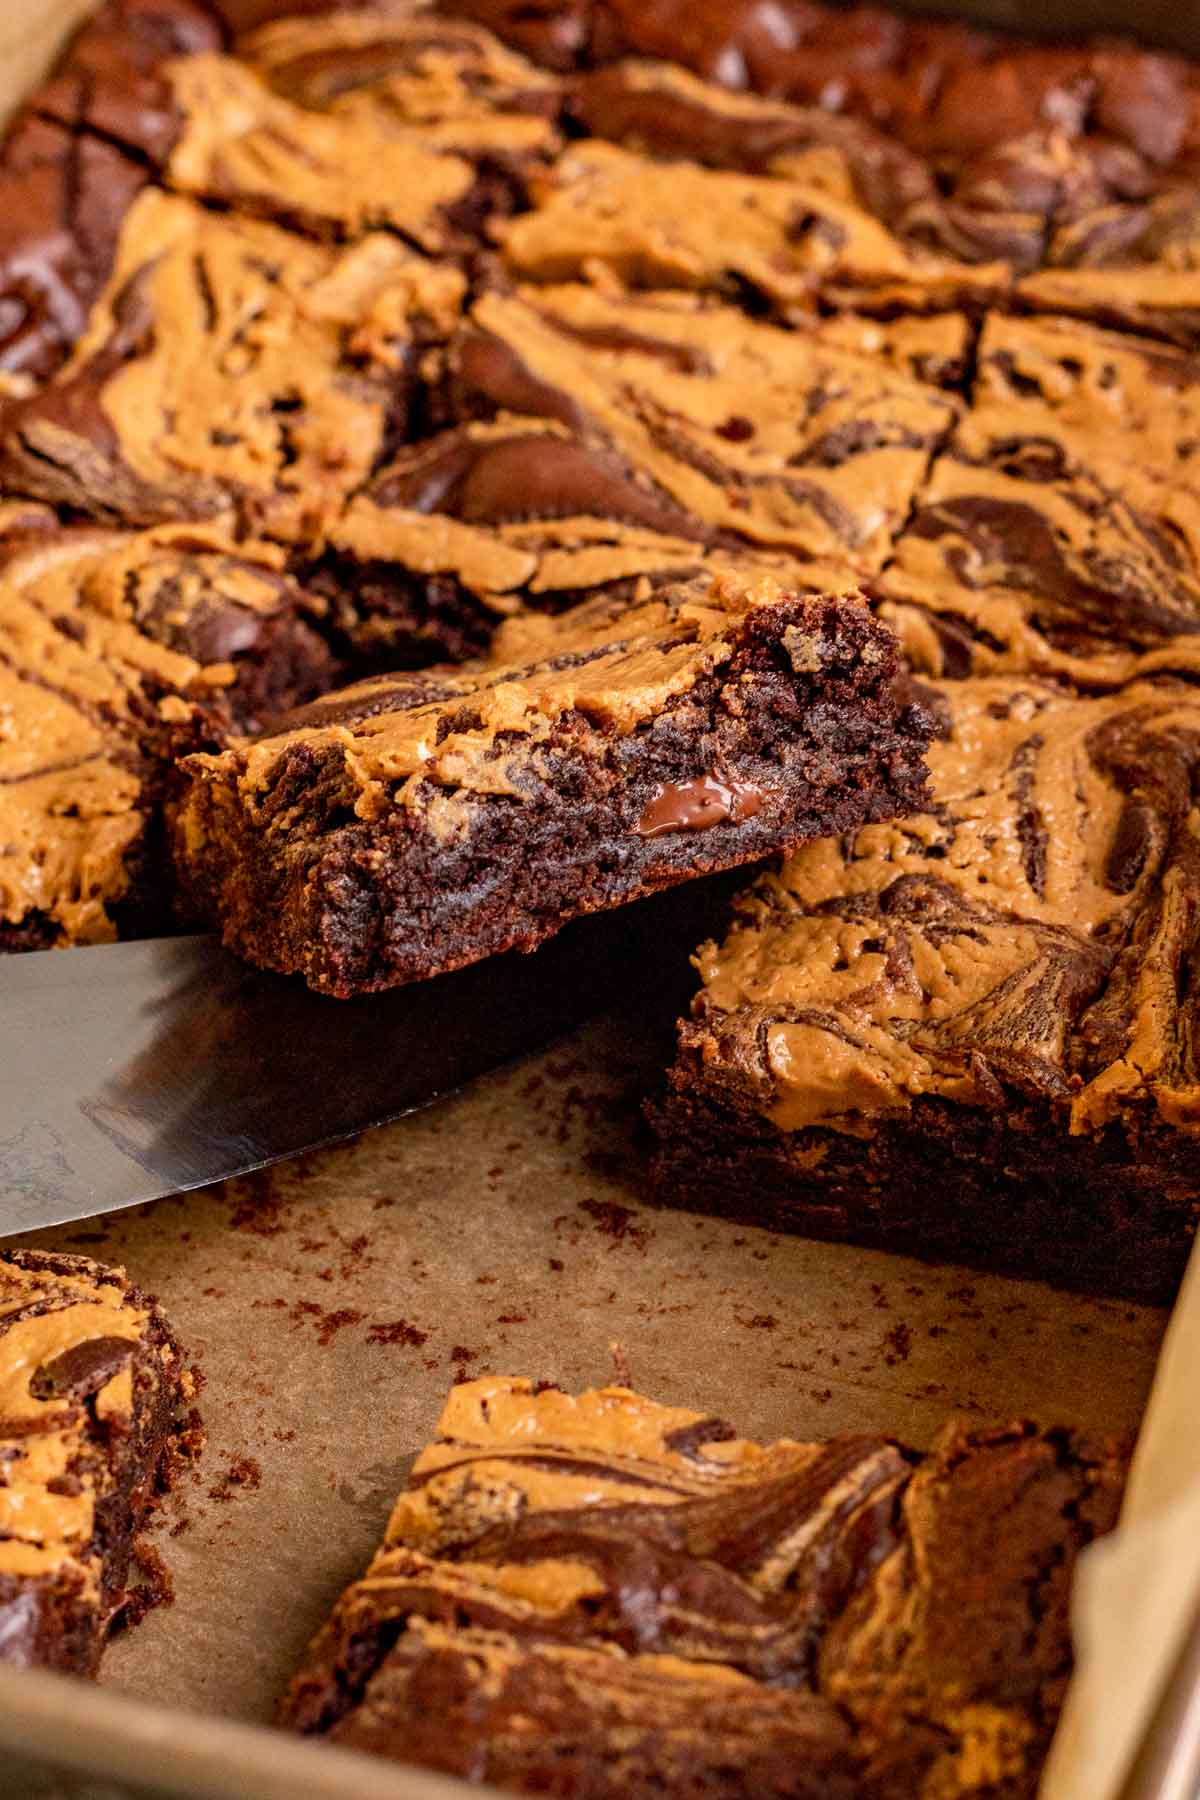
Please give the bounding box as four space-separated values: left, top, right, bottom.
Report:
308 281 960 661
0 517 332 949
652 674 1200 1300
172 568 932 994
0 190 460 542
0 1249 189 1675
877 313 1200 689
280 1376 1126 1799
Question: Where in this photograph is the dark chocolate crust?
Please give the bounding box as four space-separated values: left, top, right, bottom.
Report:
172 572 933 994
0 1249 189 1676
279 1376 1127 1799
651 671 1200 1303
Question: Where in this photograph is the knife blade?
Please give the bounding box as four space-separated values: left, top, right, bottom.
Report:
0 882 720 1236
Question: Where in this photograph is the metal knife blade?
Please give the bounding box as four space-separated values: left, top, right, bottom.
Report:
0 884 717 1237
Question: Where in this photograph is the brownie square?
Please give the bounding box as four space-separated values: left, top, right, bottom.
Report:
0 189 455 540
305 279 959 665
279 1375 1126 1800
878 317 1200 688
651 671 1200 1301
171 567 932 994
0 520 333 949
0 1249 190 1676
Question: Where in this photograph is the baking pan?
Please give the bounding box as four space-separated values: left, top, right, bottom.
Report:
0 1 1193 1795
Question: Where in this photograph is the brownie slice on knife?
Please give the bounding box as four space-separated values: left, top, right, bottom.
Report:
0 1250 190 1676
279 1375 1126 1800
172 568 932 995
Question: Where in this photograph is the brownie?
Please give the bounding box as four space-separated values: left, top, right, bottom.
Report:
443 1 1200 307
652 672 1200 1302
171 567 932 994
501 140 1008 319
878 312 1200 689
0 520 334 949
279 1375 1126 1799
0 1249 190 1676
447 0 1198 173
0 189 457 539
304 280 958 664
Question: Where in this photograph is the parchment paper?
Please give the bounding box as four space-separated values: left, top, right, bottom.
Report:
1043 1240 1200 1800
13 1002 1168 1742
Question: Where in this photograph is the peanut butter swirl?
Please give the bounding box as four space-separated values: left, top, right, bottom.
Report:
879 312 1200 688
344 280 957 619
686 674 1200 1138
281 1376 1125 1799
0 521 330 945
0 191 455 543
501 140 1008 318
242 7 562 153
0 1255 149 1586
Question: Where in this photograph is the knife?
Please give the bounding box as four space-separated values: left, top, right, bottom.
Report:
0 881 723 1237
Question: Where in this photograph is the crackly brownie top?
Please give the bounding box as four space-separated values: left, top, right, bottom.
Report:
0 521 325 942
181 566 870 830
879 316 1200 688
283 1375 1124 1798
688 673 1200 1138
0 1251 162 1592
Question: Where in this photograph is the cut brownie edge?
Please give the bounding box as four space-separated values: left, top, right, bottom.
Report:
648 1085 1195 1304
0 1249 192 1675
173 581 933 995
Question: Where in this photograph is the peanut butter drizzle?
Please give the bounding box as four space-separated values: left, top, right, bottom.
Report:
696 676 1200 1136
502 140 1007 316
0 1261 145 1584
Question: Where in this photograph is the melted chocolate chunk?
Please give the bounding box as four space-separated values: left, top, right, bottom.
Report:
637 774 765 838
